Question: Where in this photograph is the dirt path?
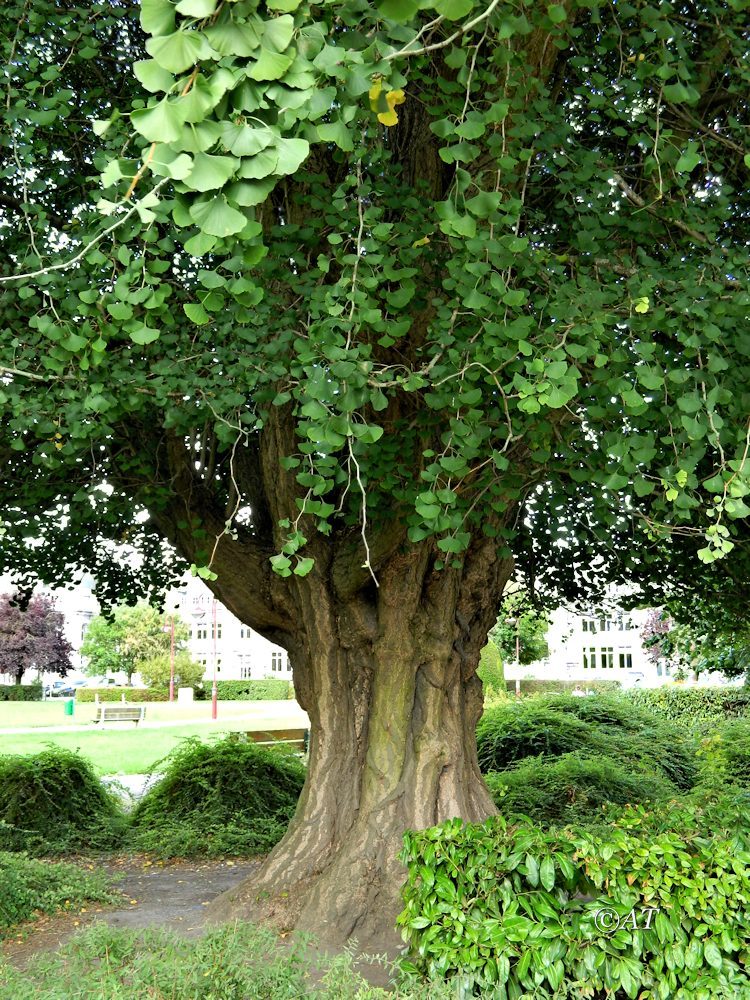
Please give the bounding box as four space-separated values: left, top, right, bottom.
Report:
2 855 261 969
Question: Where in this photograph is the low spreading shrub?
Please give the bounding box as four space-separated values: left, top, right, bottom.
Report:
128 735 305 857
77 687 170 702
627 686 750 728
0 748 126 853
0 853 118 938
0 683 42 702
476 696 698 792
194 678 294 701
486 751 675 823
399 790 750 999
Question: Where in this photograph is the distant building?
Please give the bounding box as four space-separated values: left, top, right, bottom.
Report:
0 573 289 686
167 577 291 682
504 603 668 688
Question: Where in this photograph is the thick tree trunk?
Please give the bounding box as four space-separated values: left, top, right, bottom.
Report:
208 544 514 950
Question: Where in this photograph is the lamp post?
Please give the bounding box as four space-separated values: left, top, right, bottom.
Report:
211 598 218 720
169 613 175 703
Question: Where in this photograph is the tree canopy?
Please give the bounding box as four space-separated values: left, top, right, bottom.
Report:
0 592 72 684
80 602 189 682
1 0 749 949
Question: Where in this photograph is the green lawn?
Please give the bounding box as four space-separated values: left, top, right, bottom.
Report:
0 700 309 774
0 723 243 774
0 699 279 729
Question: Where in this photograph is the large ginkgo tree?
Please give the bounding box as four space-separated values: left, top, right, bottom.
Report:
1 0 748 946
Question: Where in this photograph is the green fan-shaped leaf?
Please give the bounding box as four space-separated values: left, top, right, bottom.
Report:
141 0 176 36
134 59 175 93
189 195 248 236
237 147 278 179
221 122 277 156
262 15 295 52
129 324 160 345
131 98 185 143
150 146 193 180
225 177 276 206
146 30 205 74
175 0 217 16
203 21 260 57
267 0 302 10
183 151 238 191
248 48 293 81
275 137 310 175
175 75 220 123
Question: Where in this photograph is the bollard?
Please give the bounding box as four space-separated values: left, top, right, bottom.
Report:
64 697 75 717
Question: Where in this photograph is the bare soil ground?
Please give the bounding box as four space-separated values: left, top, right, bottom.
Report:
1 855 261 970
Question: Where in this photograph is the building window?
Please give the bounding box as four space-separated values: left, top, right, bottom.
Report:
212 622 222 640
240 626 251 639
195 624 208 640
240 666 252 679
618 650 633 670
582 646 597 669
600 647 614 669
271 650 284 672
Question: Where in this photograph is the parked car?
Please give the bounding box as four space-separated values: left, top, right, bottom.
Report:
44 680 76 697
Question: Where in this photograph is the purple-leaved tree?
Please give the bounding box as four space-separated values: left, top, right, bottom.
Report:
0 592 73 685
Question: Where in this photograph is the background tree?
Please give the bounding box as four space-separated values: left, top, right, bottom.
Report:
642 606 750 684
0 592 72 685
477 639 505 699
490 593 550 666
80 604 189 683
1 0 749 948
138 650 204 690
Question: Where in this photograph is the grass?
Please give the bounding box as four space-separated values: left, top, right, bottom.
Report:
0 698 299 729
0 724 255 775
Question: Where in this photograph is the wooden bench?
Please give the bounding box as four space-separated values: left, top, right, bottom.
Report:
230 728 309 752
94 704 146 726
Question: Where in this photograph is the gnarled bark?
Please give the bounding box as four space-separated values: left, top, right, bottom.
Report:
208 538 514 950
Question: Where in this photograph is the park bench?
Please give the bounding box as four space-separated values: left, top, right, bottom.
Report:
94 704 146 726
230 728 309 752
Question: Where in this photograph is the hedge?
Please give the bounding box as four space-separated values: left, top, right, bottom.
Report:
0 683 43 702
627 686 750 727
77 687 170 703
195 679 293 701
504 679 621 695
398 790 750 998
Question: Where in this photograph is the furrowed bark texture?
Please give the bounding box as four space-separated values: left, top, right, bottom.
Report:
208 540 514 949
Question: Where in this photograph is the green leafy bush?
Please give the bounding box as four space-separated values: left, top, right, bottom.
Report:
194 678 294 701
0 748 126 853
504 679 621 696
486 752 675 823
627 686 750 728
0 853 118 938
0 683 42 702
398 791 750 998
697 720 750 787
476 697 698 791
477 640 505 698
77 687 170 702
129 736 305 857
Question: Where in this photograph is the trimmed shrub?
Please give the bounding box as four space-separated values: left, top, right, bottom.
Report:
399 790 750 998
485 752 675 824
544 692 656 731
504 679 621 696
77 687 170 702
477 641 504 698
0 683 42 702
129 735 305 857
194 678 294 701
0 748 126 853
0 853 118 938
627 686 750 728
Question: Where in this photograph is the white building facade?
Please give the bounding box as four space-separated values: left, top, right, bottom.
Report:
504 604 670 688
167 577 291 682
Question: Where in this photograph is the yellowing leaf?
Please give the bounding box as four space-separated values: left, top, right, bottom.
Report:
368 79 383 108
375 88 406 127
412 236 430 247
378 108 398 126
634 295 650 313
